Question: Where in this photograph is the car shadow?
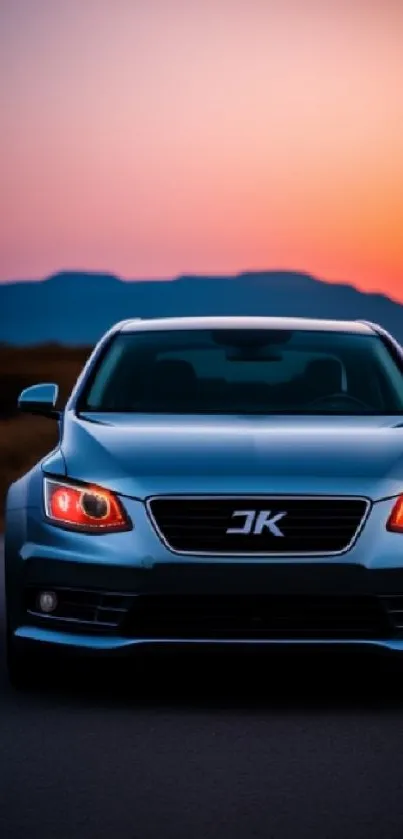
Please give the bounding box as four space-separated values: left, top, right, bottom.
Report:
3 647 403 713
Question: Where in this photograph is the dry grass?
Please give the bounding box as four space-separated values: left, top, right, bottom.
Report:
0 344 92 529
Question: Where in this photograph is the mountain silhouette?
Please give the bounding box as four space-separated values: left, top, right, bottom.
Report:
1 270 402 345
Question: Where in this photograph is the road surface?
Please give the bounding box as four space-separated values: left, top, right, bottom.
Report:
2 535 403 838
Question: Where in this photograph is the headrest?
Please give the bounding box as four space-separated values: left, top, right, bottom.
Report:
150 359 198 398
152 359 196 383
304 357 343 391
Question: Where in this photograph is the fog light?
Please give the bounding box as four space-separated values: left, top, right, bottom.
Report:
37 590 58 614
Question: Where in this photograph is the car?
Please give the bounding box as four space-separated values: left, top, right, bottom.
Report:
5 314 403 688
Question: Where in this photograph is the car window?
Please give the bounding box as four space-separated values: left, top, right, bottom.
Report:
80 328 403 415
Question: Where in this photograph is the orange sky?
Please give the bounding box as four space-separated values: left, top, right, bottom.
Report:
1 0 403 298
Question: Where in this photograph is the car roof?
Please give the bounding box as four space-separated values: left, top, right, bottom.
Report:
118 316 376 335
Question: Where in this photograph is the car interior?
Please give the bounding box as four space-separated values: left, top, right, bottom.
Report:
95 352 364 412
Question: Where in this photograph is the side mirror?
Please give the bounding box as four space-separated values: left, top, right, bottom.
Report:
18 383 60 420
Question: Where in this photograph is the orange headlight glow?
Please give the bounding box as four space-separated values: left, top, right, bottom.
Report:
44 477 130 532
386 496 403 533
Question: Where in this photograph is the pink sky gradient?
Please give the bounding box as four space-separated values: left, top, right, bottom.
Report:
1 0 403 298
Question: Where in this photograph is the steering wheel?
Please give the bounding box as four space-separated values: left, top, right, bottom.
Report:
305 392 373 410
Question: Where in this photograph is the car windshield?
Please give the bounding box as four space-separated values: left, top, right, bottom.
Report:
78 328 403 415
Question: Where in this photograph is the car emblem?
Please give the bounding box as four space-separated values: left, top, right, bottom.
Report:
225 509 287 536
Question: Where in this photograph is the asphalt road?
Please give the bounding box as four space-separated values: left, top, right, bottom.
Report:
2 536 403 839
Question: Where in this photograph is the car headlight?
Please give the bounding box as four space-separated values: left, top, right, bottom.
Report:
43 477 131 533
387 496 403 533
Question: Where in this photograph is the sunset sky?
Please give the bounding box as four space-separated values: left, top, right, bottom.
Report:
1 0 403 298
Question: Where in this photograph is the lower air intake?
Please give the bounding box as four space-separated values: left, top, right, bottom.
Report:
124 595 388 640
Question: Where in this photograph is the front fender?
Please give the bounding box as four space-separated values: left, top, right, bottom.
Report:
5 464 46 626
41 445 67 478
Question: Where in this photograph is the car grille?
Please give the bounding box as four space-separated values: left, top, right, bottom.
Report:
124 595 389 640
147 496 370 555
382 596 403 634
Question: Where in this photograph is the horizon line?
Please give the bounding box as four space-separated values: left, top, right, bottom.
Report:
0 267 400 304
1 266 320 284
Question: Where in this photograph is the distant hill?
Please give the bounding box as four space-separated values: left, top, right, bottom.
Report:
1 270 403 345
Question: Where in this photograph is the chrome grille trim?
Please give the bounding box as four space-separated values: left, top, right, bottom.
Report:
146 494 372 557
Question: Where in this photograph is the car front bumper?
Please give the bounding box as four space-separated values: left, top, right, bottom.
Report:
13 627 403 658
7 493 403 656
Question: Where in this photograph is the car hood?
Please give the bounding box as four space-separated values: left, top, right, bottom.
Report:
48 411 403 501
